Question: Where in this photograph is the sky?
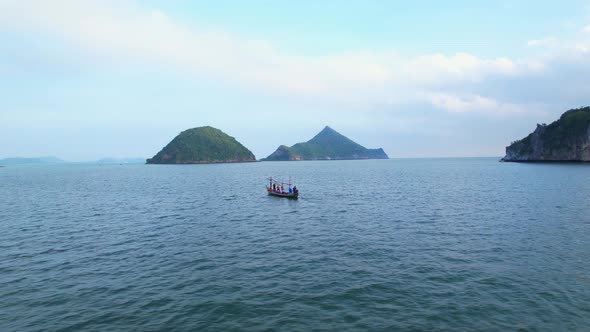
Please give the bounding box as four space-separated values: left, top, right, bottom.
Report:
1 0 590 161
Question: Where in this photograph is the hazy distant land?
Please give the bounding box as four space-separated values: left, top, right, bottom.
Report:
0 157 145 166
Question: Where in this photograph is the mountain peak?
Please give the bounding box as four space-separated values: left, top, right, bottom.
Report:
310 126 347 143
262 127 389 161
319 126 337 134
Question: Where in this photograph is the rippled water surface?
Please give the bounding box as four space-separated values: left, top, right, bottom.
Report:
1 158 590 331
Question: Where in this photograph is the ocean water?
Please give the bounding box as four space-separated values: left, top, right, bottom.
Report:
1 158 589 331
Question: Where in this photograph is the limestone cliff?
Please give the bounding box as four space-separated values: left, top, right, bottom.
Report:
502 107 590 162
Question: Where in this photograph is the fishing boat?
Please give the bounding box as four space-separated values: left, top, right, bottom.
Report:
266 177 299 199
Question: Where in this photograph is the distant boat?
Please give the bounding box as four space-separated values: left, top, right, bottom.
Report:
266 177 299 199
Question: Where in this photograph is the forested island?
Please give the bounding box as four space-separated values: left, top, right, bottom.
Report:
146 126 256 164
502 107 590 162
261 126 389 161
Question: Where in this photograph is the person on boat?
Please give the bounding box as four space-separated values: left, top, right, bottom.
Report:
272 183 276 191
277 184 281 193
293 186 298 195
289 186 293 194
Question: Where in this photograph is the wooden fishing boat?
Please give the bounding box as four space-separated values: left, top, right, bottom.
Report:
266 188 299 199
266 177 299 199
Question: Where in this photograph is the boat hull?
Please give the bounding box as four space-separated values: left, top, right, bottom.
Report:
266 188 298 199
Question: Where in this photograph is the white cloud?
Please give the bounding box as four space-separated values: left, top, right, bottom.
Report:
404 53 520 84
6 0 590 122
0 0 535 99
424 92 533 115
527 37 557 47
525 31 590 61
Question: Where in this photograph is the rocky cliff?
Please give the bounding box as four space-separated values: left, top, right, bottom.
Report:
502 107 590 162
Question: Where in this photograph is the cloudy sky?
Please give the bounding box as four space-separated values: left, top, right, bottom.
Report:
1 0 590 161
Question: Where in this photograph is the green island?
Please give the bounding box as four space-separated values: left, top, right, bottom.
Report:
261 126 389 161
146 126 256 164
502 107 590 162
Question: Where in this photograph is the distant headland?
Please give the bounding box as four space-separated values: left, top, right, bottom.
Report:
261 126 389 161
0 157 65 165
502 107 590 162
146 126 256 164
0 157 146 166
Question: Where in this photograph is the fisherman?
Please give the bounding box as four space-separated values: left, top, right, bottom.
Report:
293 186 298 195
272 183 276 191
289 186 293 194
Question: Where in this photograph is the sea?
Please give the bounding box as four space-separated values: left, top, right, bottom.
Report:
1 158 589 331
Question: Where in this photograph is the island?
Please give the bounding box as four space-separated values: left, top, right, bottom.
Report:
0 157 65 165
502 107 590 162
261 126 389 161
96 158 146 165
146 126 256 164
